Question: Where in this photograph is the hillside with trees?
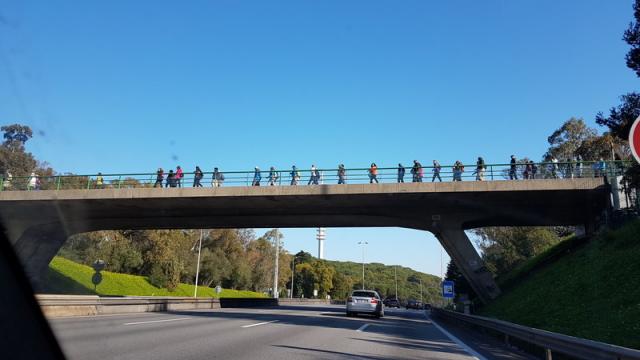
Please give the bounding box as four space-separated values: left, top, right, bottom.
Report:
56 228 441 302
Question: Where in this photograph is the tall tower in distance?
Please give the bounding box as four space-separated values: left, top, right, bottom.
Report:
317 227 326 259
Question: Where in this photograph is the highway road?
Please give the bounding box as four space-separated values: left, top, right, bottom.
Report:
48 305 534 360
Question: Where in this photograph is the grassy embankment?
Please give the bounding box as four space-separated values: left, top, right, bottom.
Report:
480 220 640 349
43 256 265 298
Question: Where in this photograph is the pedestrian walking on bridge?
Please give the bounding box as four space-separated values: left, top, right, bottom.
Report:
166 170 176 188
154 168 164 188
27 172 39 190
550 156 559 179
337 164 346 184
432 160 442 182
509 155 518 180
576 155 583 178
212 167 224 187
252 167 261 186
397 163 405 183
453 161 464 181
411 160 423 182
290 166 301 185
268 167 279 186
3 171 12 190
96 173 104 189
193 166 204 187
308 165 319 185
475 157 486 181
369 163 379 183
524 162 532 180
176 166 184 187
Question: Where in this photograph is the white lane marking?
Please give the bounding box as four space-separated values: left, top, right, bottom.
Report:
356 323 370 332
123 317 191 326
241 320 278 328
52 312 159 320
430 318 488 360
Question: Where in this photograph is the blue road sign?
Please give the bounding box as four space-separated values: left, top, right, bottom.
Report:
442 281 455 299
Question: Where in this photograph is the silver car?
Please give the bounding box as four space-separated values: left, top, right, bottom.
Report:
346 290 384 318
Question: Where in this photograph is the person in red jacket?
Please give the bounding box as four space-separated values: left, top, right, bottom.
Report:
369 163 379 184
175 166 184 188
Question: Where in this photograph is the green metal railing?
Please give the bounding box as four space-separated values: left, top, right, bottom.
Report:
0 160 634 192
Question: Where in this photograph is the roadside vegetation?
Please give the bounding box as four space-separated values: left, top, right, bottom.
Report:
479 220 640 349
44 256 265 298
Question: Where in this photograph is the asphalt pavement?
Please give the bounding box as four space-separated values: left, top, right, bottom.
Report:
48 305 534 360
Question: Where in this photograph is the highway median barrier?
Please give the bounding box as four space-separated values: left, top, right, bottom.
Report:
37 295 337 317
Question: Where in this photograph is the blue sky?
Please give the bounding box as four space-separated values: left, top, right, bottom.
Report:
0 1 637 276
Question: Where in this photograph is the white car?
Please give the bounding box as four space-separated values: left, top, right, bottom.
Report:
346 290 384 318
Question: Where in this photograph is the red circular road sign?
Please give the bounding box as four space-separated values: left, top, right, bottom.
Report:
631 115 640 163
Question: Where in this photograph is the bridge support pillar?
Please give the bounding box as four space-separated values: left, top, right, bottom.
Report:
433 225 500 304
12 223 69 291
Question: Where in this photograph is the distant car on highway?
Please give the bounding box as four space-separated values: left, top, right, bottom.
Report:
383 297 400 308
405 299 423 310
346 290 384 318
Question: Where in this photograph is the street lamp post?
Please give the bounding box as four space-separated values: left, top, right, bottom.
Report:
290 256 296 299
394 265 398 300
358 241 368 289
273 229 280 299
420 278 423 304
194 229 204 298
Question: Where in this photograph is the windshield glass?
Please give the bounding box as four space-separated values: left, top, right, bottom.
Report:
2 1 639 359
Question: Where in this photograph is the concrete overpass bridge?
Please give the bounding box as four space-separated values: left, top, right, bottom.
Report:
0 178 610 303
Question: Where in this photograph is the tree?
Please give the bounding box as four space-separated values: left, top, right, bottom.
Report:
473 227 561 277
141 230 192 290
545 118 597 161
294 250 314 264
330 272 354 300
1 124 33 146
445 261 476 302
294 262 315 298
312 260 335 297
197 247 231 287
595 93 640 141
624 0 640 77
594 0 640 142
0 124 37 178
595 1 640 189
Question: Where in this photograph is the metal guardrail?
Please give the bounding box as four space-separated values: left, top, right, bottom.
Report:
0 160 633 191
432 308 640 360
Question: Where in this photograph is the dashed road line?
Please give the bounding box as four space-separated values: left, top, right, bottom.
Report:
123 317 191 326
241 320 279 328
356 323 370 332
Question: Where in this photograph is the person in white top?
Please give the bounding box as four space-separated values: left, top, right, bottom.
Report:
3 172 12 190
550 157 559 179
28 172 39 190
308 165 319 185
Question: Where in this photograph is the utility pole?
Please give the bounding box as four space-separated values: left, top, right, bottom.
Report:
193 229 203 298
273 229 280 299
394 265 398 299
290 256 296 299
358 241 368 289
420 277 423 304
440 247 443 280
